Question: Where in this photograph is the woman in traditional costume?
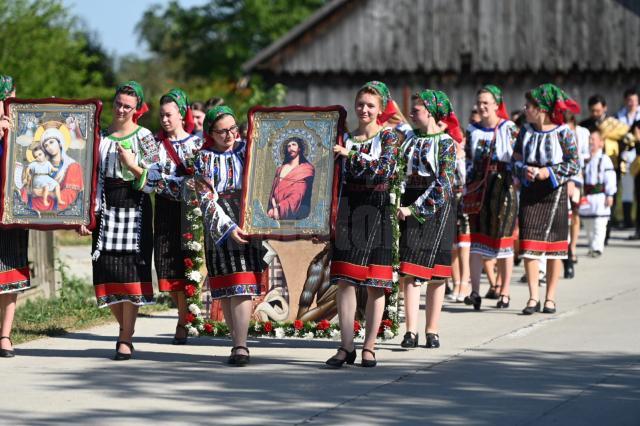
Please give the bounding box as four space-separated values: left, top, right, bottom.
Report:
327 81 400 368
396 90 459 349
149 89 201 344
0 74 29 358
464 85 519 310
80 81 158 360
194 106 266 366
512 83 580 315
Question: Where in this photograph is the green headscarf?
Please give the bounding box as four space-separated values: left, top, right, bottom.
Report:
360 80 391 109
483 84 503 105
417 89 463 142
0 75 15 101
529 83 580 125
115 80 145 108
418 89 454 121
204 105 235 133
162 88 190 117
481 84 509 119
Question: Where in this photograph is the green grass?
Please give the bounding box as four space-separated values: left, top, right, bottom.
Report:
12 263 171 345
55 229 92 246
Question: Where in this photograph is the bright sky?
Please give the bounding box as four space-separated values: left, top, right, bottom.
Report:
63 0 209 58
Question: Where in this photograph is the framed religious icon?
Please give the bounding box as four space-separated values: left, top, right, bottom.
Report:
240 105 346 239
0 98 102 230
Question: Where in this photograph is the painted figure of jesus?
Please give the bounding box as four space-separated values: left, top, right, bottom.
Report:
267 137 315 220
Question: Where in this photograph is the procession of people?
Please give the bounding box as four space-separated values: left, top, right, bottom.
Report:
1 73 638 367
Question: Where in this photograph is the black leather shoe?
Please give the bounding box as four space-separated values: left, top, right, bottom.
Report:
230 346 250 366
361 348 377 368
563 262 575 279
542 299 556 314
464 291 482 310
0 337 15 358
325 347 356 368
496 295 510 309
400 332 419 348
425 333 440 348
485 286 499 299
522 299 540 315
172 324 189 345
114 341 134 361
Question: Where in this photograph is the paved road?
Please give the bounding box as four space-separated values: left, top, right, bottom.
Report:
2 230 639 425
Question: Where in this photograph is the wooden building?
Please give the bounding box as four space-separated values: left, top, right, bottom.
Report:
244 0 640 125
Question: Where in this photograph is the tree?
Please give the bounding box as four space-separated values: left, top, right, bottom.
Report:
0 0 113 99
137 0 326 80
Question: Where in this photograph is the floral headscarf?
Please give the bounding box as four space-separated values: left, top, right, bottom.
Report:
359 80 398 125
115 80 149 123
0 74 15 101
482 84 509 120
161 88 195 134
418 89 463 142
203 105 236 150
530 83 581 125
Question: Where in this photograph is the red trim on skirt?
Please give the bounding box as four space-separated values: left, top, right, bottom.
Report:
209 271 264 289
0 267 30 285
94 282 154 298
519 239 568 253
331 261 393 281
470 233 514 249
158 278 189 292
400 262 452 280
455 234 471 244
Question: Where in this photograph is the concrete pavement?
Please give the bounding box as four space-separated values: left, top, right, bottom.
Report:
2 230 639 425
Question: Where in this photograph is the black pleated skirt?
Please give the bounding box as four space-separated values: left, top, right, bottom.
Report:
469 167 518 258
330 185 394 288
205 193 266 299
92 179 154 307
154 195 189 292
519 180 568 259
0 228 30 294
399 178 454 281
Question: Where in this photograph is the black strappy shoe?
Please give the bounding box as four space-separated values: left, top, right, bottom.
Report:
114 341 134 361
230 346 250 366
361 348 377 368
325 347 356 368
0 337 15 358
400 332 419 348
464 291 482 311
496 295 510 309
542 299 556 314
522 299 540 315
485 285 500 300
172 324 189 345
425 333 440 349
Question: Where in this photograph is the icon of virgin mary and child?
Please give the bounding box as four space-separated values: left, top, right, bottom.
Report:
267 136 315 221
20 123 84 212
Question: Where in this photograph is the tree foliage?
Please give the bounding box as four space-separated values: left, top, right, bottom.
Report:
0 0 114 99
137 0 326 79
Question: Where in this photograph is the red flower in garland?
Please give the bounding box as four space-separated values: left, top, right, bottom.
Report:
184 258 194 269
354 321 362 332
191 199 199 207
384 287 393 295
204 323 213 333
263 321 273 333
293 320 304 330
185 285 196 297
316 319 330 331
185 313 196 323
183 232 193 240
381 319 393 329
